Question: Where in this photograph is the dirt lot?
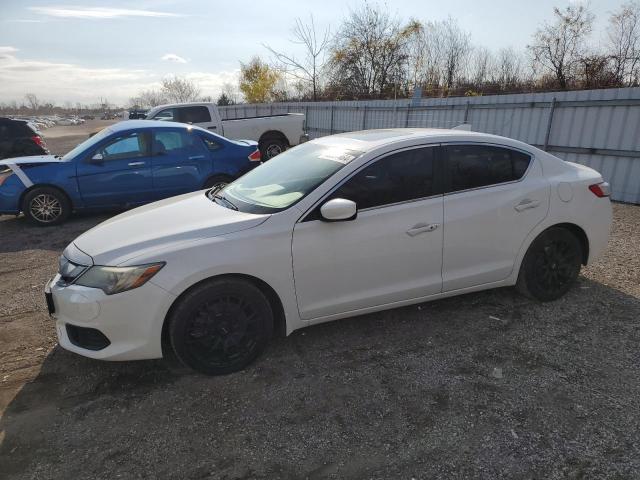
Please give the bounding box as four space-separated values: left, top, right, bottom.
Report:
42 119 118 156
0 132 639 479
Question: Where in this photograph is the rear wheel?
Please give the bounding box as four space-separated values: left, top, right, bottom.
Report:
259 136 287 160
23 186 70 226
169 279 273 375
516 227 583 301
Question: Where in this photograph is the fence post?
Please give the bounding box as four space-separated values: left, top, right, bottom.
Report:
544 97 557 151
304 105 309 133
464 101 470 124
405 103 411 127
329 106 335 134
270 104 273 116
362 105 367 130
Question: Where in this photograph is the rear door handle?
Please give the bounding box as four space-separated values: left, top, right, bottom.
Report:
128 161 145 167
188 155 205 160
406 223 440 237
514 199 540 212
208 126 217 130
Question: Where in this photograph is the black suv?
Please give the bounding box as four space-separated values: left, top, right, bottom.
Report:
0 118 48 160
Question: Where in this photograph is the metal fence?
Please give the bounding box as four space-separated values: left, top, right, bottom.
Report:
220 87 640 204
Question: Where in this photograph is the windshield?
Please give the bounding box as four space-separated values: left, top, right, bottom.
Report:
220 142 363 214
62 127 113 160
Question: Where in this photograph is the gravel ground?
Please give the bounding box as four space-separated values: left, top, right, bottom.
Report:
0 132 639 479
41 119 118 156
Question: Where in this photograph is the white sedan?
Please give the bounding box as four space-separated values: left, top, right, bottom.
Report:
47 129 612 375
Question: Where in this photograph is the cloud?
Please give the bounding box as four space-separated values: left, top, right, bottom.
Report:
0 46 19 60
28 6 184 19
4 19 45 23
161 53 188 64
0 49 239 105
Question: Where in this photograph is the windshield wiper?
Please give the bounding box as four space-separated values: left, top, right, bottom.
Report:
213 193 238 211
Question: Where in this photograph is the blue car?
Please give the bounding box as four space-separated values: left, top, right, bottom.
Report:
0 120 262 225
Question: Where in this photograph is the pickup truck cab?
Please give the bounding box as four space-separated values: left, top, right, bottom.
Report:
145 102 307 159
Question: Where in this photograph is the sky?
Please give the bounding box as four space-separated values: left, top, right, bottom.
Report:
0 0 628 106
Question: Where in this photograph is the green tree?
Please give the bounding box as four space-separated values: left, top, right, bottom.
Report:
239 57 280 103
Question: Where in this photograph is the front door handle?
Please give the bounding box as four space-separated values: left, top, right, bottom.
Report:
128 161 145 167
406 223 440 237
514 199 540 212
208 126 217 130
188 155 205 160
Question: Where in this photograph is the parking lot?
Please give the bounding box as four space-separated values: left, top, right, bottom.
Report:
0 132 639 479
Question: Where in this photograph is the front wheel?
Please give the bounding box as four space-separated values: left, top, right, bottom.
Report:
23 186 70 226
168 279 274 375
516 227 583 301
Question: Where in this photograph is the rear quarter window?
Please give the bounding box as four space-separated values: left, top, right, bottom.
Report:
445 145 531 193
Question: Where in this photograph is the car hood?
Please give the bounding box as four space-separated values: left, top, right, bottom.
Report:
0 155 66 166
72 190 270 266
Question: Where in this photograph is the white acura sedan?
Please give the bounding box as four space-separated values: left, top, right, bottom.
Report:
47 129 612 375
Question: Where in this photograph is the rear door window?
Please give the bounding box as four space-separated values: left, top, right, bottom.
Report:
444 145 531 193
153 129 201 155
179 106 211 124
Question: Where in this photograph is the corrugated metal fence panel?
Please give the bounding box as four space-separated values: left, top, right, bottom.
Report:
219 87 640 203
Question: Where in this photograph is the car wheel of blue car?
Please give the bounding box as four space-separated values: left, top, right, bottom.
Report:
23 187 71 226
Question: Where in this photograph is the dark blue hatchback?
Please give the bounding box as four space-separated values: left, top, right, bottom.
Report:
0 120 261 225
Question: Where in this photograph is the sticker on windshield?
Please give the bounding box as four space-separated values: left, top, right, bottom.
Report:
317 149 361 164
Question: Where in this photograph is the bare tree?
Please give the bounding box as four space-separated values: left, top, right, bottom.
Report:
221 82 240 104
140 89 168 107
470 46 494 86
607 1 640 85
497 47 523 90
265 15 331 100
24 93 39 111
329 3 417 98
439 17 471 89
161 76 201 103
528 4 594 89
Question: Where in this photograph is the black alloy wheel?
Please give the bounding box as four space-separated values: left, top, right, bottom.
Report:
169 279 273 375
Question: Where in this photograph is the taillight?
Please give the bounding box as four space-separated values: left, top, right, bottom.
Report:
248 149 261 162
31 135 45 147
589 182 610 198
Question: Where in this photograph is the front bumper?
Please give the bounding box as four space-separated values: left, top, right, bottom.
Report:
48 274 176 361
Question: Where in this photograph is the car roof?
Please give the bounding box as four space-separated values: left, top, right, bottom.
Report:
108 119 208 132
311 128 530 151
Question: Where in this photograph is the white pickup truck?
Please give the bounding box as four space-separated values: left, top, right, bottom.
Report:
145 102 308 159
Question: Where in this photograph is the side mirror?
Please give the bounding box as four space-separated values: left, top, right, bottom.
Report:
91 153 104 163
320 198 357 222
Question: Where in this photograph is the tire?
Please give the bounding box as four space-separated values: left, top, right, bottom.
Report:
203 175 232 192
516 227 583 302
23 186 71 226
259 136 287 160
168 278 274 375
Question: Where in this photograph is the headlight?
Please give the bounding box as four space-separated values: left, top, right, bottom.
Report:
75 263 165 295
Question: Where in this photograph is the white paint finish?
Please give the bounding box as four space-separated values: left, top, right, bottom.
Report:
49 129 612 362
442 159 550 291
292 196 443 319
557 182 574 202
